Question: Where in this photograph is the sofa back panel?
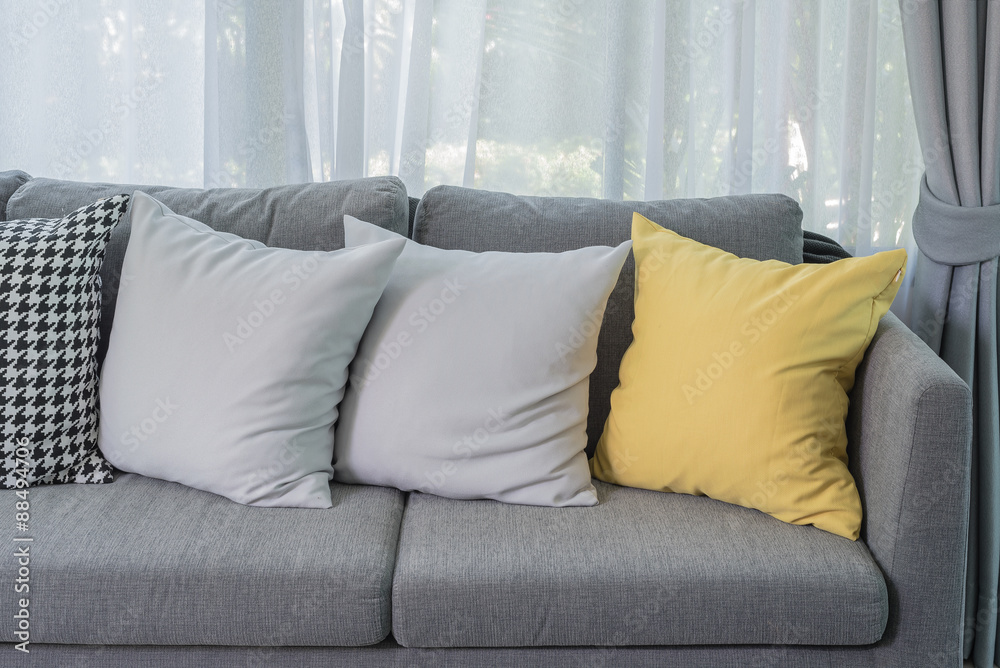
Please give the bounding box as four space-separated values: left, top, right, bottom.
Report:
413 185 804 455
6 176 409 365
0 170 31 221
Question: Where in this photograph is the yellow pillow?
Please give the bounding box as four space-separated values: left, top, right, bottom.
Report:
590 213 907 540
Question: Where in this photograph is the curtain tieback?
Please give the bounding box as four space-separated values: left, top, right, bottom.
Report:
912 175 1000 266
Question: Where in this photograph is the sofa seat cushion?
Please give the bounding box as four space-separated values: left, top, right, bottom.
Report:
391 481 888 648
0 474 405 646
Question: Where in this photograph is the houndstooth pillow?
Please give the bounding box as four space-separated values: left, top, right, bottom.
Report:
1 195 130 488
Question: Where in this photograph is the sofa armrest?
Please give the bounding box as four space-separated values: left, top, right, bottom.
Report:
847 312 971 667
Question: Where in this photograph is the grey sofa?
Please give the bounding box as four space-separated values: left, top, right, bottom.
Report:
0 170 971 667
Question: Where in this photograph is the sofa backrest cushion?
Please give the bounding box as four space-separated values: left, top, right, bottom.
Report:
5 176 409 364
0 170 31 222
412 185 804 456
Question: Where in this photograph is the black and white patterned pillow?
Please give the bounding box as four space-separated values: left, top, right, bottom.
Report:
2 195 130 488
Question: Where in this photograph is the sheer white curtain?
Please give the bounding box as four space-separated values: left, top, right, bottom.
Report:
0 0 922 303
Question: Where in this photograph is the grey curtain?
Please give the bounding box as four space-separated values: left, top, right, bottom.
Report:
899 1 1000 665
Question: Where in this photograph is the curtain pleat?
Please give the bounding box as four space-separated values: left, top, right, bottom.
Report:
642 1 667 202
844 0 878 258
204 0 221 187
334 0 366 179
0 0 923 289
601 2 628 201
391 0 417 176
979 257 1000 666
731 0 755 197
461 9 486 189
899 1 1000 665
396 0 433 191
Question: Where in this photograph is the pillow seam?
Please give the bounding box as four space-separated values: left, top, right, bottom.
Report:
837 260 906 381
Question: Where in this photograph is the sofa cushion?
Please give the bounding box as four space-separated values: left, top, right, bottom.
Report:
99 193 405 508
412 186 804 455
4 176 409 364
0 170 30 221
2 196 129 489
0 474 405 646
391 481 888 648
592 215 907 540
335 216 629 507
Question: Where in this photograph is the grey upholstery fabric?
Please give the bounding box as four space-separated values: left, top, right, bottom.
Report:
912 176 1000 265
0 177 970 666
848 313 972 667
0 170 30 221
419 194 842 266
392 481 887 648
803 229 852 263
0 474 405 646
900 3 1000 665
413 186 804 455
0 640 882 667
407 194 420 238
4 176 409 365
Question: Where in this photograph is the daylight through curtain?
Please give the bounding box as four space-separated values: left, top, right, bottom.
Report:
0 0 922 309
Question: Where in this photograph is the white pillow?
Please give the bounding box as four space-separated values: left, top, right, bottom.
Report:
98 192 405 508
334 216 630 507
